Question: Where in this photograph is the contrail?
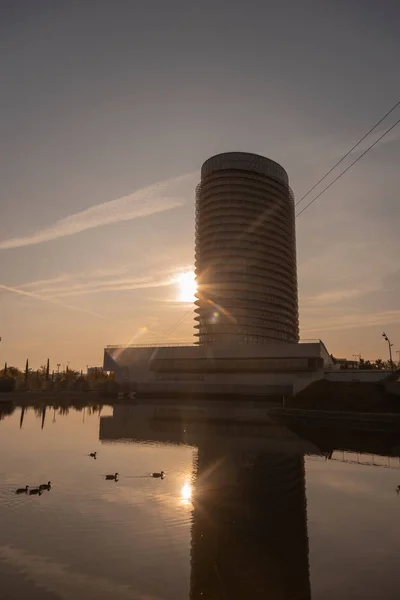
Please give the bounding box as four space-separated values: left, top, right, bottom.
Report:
0 173 196 250
13 264 192 299
0 283 119 321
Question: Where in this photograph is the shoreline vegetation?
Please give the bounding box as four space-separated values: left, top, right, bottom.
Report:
288 378 400 414
0 379 398 416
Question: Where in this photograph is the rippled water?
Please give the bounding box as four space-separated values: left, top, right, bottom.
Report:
1 403 400 599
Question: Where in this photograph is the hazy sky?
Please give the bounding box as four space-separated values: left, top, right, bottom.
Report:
1 0 399 369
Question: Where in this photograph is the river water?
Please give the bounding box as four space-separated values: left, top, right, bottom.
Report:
0 402 399 599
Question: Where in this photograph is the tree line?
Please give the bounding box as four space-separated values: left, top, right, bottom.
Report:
339 357 397 370
0 359 113 382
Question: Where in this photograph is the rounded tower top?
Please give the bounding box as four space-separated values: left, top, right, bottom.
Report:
201 152 289 186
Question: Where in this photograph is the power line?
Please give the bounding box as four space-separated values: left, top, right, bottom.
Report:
295 99 400 208
162 304 195 339
296 116 400 219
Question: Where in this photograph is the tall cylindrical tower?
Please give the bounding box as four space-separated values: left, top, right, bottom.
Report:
194 152 299 345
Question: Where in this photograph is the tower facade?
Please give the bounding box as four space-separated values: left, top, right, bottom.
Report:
194 152 299 345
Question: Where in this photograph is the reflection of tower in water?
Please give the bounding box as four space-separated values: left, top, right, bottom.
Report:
190 443 311 600
99 407 312 599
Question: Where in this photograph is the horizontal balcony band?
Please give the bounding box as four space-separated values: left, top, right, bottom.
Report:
194 277 297 294
196 281 298 301
195 254 297 279
195 244 297 263
199 174 289 201
195 216 295 234
194 306 299 327
194 316 299 331
194 261 298 280
194 303 298 319
196 217 295 241
196 239 295 264
195 185 294 211
194 303 298 321
194 315 299 332
196 283 298 302
195 223 295 243
193 327 299 340
199 173 290 188
196 201 293 224
194 331 299 343
200 167 289 185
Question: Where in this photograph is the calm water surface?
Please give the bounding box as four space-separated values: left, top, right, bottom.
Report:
0 403 400 599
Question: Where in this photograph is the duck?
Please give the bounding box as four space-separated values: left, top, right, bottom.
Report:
89 452 97 459
16 485 29 494
152 471 165 479
29 488 42 495
105 473 119 481
39 481 51 491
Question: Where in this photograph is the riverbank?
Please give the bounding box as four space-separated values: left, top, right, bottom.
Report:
289 378 400 413
0 391 110 408
1 378 399 417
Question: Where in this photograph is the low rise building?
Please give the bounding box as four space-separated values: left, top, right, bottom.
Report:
103 340 334 398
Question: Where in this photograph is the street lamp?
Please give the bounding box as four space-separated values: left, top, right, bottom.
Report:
382 332 394 371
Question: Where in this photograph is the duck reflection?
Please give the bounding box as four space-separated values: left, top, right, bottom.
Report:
100 405 312 600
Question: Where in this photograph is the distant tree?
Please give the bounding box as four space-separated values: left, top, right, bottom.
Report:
87 368 112 382
383 360 394 370
38 364 46 376
5 366 22 378
65 368 80 381
362 360 374 370
374 358 384 370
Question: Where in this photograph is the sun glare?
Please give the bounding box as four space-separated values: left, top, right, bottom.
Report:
177 271 197 303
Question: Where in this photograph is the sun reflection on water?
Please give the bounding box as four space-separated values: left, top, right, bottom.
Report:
181 482 192 504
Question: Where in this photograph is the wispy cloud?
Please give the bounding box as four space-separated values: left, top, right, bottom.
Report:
12 264 193 300
0 173 196 250
301 308 400 334
18 265 132 289
44 276 172 298
0 282 120 321
345 126 400 158
300 285 379 307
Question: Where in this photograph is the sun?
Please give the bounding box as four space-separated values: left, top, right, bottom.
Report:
177 271 197 303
